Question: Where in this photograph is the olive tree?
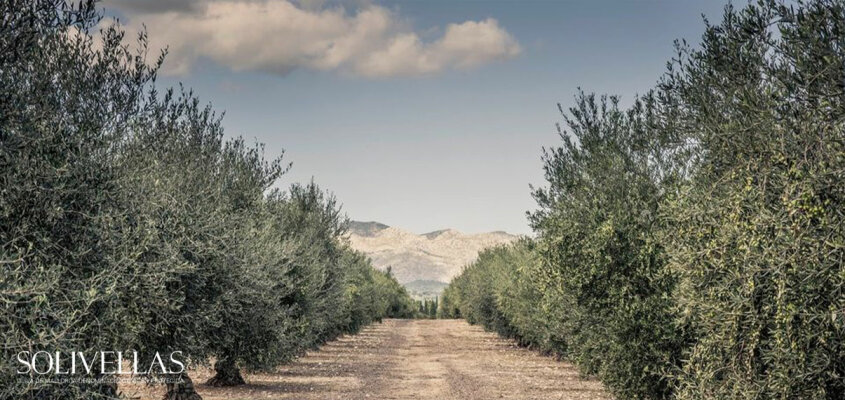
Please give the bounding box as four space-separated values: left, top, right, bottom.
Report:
528 91 687 399
0 1 165 399
662 1 845 398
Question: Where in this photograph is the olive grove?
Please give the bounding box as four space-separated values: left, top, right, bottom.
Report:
0 2 414 399
443 1 845 399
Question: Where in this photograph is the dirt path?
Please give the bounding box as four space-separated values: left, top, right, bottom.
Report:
126 319 610 400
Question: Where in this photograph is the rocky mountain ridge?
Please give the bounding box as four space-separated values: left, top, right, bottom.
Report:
347 221 518 286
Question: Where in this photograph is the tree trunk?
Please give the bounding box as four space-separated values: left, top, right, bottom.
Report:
163 372 202 400
205 358 245 387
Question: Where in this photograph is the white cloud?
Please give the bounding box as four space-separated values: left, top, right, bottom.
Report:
104 0 521 78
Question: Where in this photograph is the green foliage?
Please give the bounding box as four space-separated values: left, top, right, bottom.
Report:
372 269 418 319
445 2 845 399
1 1 166 397
447 92 688 400
528 92 686 399
414 297 439 319
0 2 413 399
661 1 845 398
442 240 534 342
452 92 687 399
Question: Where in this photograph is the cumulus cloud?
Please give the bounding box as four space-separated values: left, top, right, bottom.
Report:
103 0 521 78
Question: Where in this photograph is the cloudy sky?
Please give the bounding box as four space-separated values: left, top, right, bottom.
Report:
102 0 727 235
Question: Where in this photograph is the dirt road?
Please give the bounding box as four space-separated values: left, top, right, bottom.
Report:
128 319 610 400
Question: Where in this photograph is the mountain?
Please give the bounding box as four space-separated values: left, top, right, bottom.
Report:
403 280 449 299
346 221 518 295
348 220 390 237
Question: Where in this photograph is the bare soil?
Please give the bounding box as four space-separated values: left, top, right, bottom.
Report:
122 319 610 400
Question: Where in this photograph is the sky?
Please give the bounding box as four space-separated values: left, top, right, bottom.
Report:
101 0 729 235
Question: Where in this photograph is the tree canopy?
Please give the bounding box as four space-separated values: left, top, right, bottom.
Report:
0 2 414 399
444 1 845 399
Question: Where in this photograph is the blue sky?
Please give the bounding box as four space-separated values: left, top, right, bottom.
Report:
104 0 728 235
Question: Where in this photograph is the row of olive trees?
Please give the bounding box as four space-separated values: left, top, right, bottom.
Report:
442 1 845 399
0 2 415 400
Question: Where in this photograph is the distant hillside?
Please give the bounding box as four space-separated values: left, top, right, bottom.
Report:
404 279 449 299
347 221 518 289
348 220 389 237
